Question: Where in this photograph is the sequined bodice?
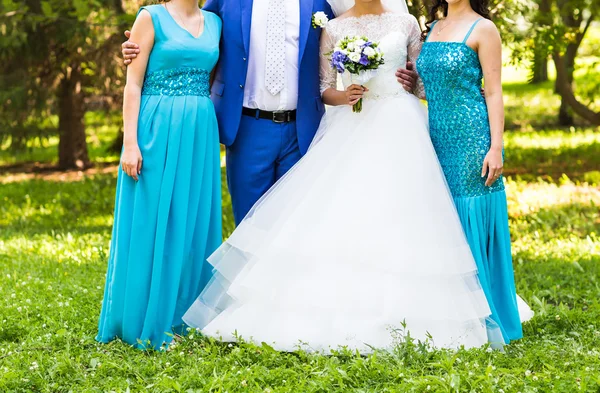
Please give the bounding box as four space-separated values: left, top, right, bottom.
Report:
320 13 425 99
417 40 504 198
139 5 220 97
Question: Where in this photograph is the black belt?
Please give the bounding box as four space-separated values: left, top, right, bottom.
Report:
242 107 296 123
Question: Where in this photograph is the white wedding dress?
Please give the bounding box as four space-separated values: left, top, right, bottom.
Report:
183 13 527 353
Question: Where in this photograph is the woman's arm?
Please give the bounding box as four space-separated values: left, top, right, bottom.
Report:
476 20 504 186
122 10 154 181
319 28 367 107
406 15 426 100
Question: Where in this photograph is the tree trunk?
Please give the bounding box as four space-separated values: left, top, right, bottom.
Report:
530 0 550 84
58 65 90 169
530 50 548 84
553 52 600 125
555 44 577 125
553 11 595 126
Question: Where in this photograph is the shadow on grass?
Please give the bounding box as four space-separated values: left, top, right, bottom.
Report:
505 141 600 183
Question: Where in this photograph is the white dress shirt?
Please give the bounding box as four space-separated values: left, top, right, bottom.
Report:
243 0 300 111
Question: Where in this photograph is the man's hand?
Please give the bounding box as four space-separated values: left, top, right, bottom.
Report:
396 61 418 92
122 30 140 66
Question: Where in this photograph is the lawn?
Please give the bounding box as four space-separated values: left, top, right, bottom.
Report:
1 75 600 392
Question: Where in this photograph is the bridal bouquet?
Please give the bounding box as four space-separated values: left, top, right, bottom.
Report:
329 35 384 113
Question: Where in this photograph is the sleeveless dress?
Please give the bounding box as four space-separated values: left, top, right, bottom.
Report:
183 13 501 353
96 5 222 350
417 19 533 344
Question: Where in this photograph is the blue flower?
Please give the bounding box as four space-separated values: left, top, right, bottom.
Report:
331 51 349 73
359 54 369 66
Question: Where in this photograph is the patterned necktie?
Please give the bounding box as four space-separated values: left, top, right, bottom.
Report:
265 0 286 96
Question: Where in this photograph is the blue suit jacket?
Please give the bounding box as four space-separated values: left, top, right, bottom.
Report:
203 0 335 155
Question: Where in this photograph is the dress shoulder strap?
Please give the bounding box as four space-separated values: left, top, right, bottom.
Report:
462 18 484 43
425 20 439 42
203 10 223 36
137 5 166 41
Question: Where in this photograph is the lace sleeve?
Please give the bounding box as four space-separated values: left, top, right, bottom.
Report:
407 16 426 100
319 27 337 96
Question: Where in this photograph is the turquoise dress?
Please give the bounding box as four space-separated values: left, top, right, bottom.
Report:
97 5 222 350
416 19 523 343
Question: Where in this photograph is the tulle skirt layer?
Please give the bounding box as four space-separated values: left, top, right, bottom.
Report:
184 94 501 353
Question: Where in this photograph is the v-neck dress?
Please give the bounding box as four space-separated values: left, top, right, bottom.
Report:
97 5 222 350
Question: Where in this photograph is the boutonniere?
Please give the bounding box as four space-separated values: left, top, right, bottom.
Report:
312 12 329 29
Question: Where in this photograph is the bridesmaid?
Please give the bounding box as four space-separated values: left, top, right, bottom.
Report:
97 0 222 349
416 0 532 344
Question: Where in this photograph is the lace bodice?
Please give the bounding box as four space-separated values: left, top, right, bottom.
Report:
319 13 425 99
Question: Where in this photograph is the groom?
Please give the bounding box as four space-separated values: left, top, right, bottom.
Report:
122 0 418 224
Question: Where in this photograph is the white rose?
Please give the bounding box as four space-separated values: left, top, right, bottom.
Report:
355 39 366 47
348 52 361 62
312 12 329 28
363 47 376 58
346 42 356 51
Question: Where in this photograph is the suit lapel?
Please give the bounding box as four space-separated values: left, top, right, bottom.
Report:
241 0 254 54
298 0 314 64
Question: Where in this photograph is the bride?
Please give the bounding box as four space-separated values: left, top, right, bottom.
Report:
183 0 529 353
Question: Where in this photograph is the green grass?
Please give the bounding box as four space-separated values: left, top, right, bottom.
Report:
1 169 599 392
1 77 600 391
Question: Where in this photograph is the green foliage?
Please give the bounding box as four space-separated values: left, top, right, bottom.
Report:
0 0 131 157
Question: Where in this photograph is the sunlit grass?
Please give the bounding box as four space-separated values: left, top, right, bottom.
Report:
506 178 600 272
507 178 600 216
506 128 600 149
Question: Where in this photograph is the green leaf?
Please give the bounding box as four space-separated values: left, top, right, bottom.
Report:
40 1 53 17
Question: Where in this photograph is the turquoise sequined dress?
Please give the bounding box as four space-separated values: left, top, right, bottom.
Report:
97 5 222 349
417 19 524 343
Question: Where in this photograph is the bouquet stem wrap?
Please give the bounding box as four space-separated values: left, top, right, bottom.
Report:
350 71 377 113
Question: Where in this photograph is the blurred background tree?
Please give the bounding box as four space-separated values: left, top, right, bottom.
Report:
498 0 599 125
0 0 132 169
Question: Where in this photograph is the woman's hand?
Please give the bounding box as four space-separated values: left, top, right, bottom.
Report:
395 62 417 92
345 84 368 106
121 144 143 181
482 147 503 186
